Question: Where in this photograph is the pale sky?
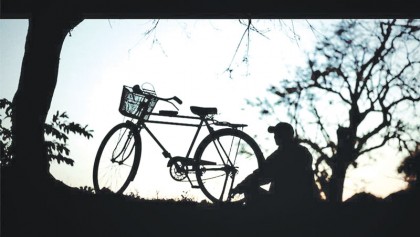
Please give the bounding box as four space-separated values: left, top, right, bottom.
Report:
0 19 408 201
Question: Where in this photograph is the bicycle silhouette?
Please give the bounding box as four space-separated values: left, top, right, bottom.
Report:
93 83 264 203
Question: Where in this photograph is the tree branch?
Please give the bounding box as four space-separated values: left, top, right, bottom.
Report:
226 19 270 77
359 133 395 155
356 90 392 151
298 138 333 161
356 19 396 98
309 78 352 105
311 105 332 145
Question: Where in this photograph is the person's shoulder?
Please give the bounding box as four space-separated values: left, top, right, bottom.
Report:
296 143 309 151
266 148 282 159
295 143 312 156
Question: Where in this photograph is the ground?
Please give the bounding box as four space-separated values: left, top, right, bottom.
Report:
2 177 419 237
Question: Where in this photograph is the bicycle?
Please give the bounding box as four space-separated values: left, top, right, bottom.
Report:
93 83 264 203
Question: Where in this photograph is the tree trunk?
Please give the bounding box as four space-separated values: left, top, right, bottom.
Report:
327 126 356 202
11 12 81 183
2 7 82 236
328 162 348 202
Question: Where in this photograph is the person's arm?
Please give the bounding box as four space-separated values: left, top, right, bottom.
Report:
246 150 278 186
234 151 277 191
257 150 278 181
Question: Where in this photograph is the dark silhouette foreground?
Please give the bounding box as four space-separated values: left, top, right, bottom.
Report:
2 178 419 237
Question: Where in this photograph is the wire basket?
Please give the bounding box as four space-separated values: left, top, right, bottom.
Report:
119 85 158 120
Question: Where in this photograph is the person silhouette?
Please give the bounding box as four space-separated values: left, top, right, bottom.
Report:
231 122 319 206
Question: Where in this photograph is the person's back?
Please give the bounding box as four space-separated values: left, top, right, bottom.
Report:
263 141 316 204
232 122 319 206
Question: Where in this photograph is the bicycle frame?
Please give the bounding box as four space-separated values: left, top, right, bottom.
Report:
94 85 265 202
143 112 207 155
129 110 244 188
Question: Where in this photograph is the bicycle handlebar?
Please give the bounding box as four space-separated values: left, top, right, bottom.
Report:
156 95 182 105
173 96 182 105
132 84 182 105
153 95 183 111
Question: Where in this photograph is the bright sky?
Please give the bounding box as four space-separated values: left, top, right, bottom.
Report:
0 19 408 201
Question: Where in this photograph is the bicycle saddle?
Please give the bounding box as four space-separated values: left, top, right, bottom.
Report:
190 106 217 117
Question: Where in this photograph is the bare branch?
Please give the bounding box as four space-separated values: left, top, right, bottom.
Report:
359 133 395 155
225 19 271 77
386 95 420 111
128 19 164 55
309 63 353 104
225 19 251 77
298 138 333 159
308 82 352 105
356 20 396 95
356 95 392 151
311 106 332 145
143 19 160 37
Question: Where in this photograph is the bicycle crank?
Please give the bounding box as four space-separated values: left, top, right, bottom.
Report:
168 157 190 181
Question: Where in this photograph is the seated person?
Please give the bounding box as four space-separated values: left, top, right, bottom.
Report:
231 122 319 206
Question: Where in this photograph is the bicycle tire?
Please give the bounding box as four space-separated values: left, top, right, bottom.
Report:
93 122 141 194
194 128 264 203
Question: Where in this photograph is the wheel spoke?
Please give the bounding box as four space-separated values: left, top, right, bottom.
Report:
195 129 263 203
93 123 140 194
211 137 228 166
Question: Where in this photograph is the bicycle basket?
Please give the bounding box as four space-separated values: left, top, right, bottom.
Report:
119 85 158 120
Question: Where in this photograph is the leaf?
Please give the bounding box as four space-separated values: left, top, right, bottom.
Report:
0 98 12 110
0 99 12 117
60 111 68 119
1 101 92 167
53 111 59 123
0 127 12 140
45 141 56 153
48 153 74 166
59 122 93 139
56 143 70 156
44 124 68 142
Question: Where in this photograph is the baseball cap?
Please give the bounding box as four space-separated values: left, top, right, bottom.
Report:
268 122 294 137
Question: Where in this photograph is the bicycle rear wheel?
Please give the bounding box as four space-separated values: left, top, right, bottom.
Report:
93 122 141 194
194 128 264 203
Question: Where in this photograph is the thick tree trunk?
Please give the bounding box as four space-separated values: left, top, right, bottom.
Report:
326 126 356 202
328 162 348 202
2 7 82 236
11 17 65 182
10 15 82 185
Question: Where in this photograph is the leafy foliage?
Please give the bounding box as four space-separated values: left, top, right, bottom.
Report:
0 99 13 165
398 144 420 189
0 98 93 167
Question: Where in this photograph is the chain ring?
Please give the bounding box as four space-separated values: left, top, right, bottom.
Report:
169 161 188 181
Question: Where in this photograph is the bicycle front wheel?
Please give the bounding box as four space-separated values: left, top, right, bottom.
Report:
194 128 264 203
93 122 141 194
